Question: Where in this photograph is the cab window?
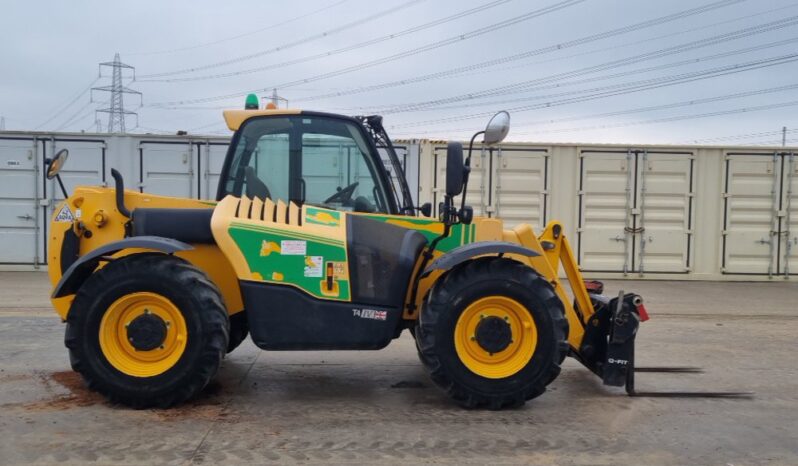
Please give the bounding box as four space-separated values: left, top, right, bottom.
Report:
220 115 393 214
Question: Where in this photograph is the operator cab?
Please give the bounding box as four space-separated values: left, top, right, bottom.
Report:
217 111 413 216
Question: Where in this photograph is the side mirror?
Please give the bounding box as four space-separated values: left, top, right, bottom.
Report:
418 202 432 217
445 142 465 197
46 149 69 180
483 111 510 146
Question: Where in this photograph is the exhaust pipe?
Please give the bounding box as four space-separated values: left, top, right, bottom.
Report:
110 169 131 218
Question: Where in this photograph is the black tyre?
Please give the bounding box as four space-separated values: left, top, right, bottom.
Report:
416 257 568 409
226 311 249 353
65 253 229 408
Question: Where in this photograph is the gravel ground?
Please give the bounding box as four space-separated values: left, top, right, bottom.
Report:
0 272 796 465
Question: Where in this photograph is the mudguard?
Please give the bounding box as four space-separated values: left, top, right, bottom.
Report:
52 236 193 298
420 241 540 278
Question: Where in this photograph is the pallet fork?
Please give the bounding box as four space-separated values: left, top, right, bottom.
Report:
578 287 752 399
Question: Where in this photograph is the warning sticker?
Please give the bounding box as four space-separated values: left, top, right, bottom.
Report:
304 256 323 277
54 205 74 222
280 240 306 255
331 261 347 277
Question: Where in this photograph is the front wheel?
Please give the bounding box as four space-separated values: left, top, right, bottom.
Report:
416 257 568 409
65 253 229 408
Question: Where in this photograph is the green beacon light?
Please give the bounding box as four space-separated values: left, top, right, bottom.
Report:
245 94 259 110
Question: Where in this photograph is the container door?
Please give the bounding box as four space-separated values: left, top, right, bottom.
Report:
492 147 548 229
0 138 39 265
378 143 419 208
577 150 634 273
200 142 229 200
302 139 346 203
634 151 694 273
722 152 780 275
139 141 196 198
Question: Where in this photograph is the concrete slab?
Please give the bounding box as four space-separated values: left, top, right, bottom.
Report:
0 272 796 464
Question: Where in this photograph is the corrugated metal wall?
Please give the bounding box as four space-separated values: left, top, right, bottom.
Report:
1 130 795 280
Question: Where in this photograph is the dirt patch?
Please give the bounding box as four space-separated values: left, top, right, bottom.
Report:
21 371 107 411
12 371 235 423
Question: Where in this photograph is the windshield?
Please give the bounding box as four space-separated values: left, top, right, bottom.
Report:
219 114 396 214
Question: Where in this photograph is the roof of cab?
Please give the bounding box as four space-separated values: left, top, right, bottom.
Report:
222 108 302 131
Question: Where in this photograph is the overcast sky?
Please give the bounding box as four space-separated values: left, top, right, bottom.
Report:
2 0 798 144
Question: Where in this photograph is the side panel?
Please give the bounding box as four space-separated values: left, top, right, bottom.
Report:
228 222 351 301
241 281 400 350
212 197 352 301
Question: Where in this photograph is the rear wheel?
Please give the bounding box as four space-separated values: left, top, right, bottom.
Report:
65 253 229 408
416 257 568 409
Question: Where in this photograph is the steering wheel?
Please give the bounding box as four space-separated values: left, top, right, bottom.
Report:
324 182 359 204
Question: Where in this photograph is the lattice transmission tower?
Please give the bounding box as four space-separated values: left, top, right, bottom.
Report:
92 53 142 133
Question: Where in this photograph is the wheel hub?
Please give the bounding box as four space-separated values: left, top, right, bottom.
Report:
126 312 167 351
454 296 538 379
474 316 513 354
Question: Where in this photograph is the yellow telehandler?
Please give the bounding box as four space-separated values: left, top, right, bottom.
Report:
45 97 741 408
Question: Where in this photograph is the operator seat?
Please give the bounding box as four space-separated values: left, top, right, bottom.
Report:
245 166 271 200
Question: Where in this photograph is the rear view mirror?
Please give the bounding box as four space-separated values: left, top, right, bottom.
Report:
46 149 69 180
445 142 464 197
483 111 510 146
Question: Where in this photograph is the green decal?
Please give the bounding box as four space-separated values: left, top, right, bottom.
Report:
229 223 350 301
305 206 341 226
358 213 474 252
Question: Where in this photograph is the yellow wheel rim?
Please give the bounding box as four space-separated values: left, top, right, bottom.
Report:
99 292 188 378
454 296 537 379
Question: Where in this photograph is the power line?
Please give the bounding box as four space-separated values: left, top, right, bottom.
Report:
512 84 798 131
53 100 100 132
386 52 798 129
379 35 798 115
294 1 791 104
150 0 779 124
685 128 796 144
140 0 517 83
378 14 798 114
34 78 99 129
139 0 425 78
388 83 798 136
524 100 798 135
125 0 350 56
148 0 586 107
